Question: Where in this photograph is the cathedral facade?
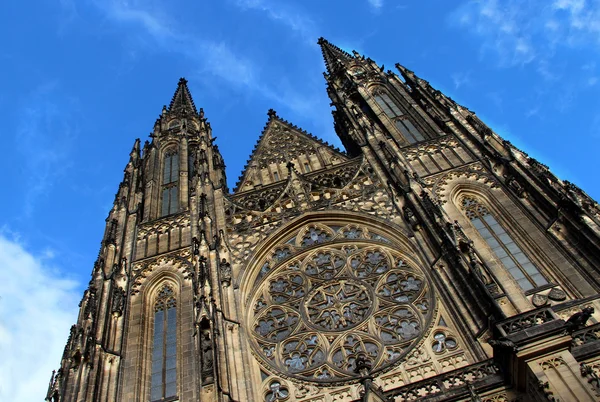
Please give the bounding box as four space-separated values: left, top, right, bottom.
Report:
47 39 600 402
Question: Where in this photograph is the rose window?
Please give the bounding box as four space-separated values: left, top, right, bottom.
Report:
248 237 433 382
305 280 371 331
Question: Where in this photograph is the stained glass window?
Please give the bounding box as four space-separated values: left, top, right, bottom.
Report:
151 285 177 401
248 240 433 382
374 92 425 144
161 150 179 216
462 196 547 291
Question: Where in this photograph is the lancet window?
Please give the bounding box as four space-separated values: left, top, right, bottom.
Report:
373 91 425 144
151 284 177 401
461 196 547 292
161 150 179 216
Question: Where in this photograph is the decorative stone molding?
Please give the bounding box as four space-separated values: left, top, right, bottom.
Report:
496 308 557 337
137 212 190 239
130 250 193 295
385 359 501 401
428 162 499 204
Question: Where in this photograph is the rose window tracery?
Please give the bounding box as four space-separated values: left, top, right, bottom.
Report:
305 280 371 331
247 224 433 382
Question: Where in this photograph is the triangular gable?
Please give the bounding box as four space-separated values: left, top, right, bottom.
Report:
234 109 349 193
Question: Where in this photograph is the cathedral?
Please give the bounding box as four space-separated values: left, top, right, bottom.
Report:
47 38 600 401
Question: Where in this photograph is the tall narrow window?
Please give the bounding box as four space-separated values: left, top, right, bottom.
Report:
188 153 196 180
151 285 177 401
374 92 425 144
161 151 179 216
462 196 547 292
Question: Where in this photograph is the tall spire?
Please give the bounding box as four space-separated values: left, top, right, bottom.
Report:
317 37 354 75
168 77 197 114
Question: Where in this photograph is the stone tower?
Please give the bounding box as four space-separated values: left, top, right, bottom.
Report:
47 39 600 402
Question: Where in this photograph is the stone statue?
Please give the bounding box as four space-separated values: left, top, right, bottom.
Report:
200 323 214 384
219 258 232 287
566 307 595 332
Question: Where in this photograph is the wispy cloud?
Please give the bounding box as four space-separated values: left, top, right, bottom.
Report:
16 83 78 218
448 0 537 67
0 231 80 400
233 0 319 46
92 0 321 117
449 0 600 71
368 0 384 11
451 70 472 89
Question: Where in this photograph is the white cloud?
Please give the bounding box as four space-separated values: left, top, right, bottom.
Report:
16 83 78 218
368 0 384 10
449 0 600 84
451 70 472 89
91 0 323 118
233 0 319 45
0 232 80 400
449 0 537 67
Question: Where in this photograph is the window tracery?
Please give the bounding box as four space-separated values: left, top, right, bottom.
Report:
247 223 433 382
373 90 425 144
161 150 179 216
265 380 289 401
461 196 547 291
431 331 458 353
151 284 177 401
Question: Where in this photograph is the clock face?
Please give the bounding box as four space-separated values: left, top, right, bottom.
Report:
247 223 434 383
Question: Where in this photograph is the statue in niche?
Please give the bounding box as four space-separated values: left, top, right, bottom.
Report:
219 258 232 287
198 256 208 287
111 287 126 317
200 322 214 384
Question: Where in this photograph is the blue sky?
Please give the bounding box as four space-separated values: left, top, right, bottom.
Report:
1 0 599 399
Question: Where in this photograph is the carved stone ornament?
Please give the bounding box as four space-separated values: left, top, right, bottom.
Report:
532 293 549 307
547 287 567 301
247 236 433 383
219 258 232 287
566 307 595 332
111 287 126 317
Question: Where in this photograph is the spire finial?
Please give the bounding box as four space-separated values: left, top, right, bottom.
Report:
317 37 354 75
267 108 278 119
167 77 198 114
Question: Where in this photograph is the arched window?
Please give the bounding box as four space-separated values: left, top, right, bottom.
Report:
151 284 177 401
161 150 179 216
462 196 547 292
374 92 425 144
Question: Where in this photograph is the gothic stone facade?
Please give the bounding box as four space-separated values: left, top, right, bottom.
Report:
47 39 600 402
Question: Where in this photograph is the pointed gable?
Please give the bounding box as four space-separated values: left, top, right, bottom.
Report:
234 109 349 193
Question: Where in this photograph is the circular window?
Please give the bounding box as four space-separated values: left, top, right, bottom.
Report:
248 240 433 382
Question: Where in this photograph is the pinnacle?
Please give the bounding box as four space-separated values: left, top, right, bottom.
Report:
317 37 354 75
168 77 198 114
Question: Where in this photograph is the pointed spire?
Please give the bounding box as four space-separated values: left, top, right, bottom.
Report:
168 77 198 114
129 138 140 160
395 63 417 83
317 37 354 75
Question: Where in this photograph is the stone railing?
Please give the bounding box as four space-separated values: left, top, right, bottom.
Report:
385 359 501 401
572 322 600 348
497 307 558 337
